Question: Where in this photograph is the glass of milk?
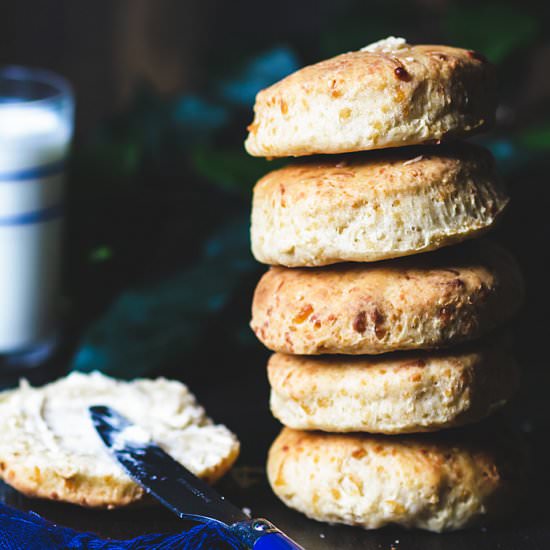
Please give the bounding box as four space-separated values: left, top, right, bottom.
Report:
0 66 74 366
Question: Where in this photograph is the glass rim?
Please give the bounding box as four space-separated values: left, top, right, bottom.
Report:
0 65 73 106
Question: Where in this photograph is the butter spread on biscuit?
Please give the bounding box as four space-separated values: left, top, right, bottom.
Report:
0 371 239 481
113 424 151 450
360 36 409 53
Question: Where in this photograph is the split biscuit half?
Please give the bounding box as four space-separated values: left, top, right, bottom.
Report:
0 372 240 508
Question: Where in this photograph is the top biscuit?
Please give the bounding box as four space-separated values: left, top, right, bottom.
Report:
245 37 496 157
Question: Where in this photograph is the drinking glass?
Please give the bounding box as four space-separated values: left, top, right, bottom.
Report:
0 66 74 368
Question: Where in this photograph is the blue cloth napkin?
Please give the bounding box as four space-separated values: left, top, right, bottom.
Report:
0 503 244 549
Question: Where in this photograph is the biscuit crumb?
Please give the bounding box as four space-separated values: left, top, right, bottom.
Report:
403 155 423 166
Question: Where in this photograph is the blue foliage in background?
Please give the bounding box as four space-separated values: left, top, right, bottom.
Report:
218 47 300 106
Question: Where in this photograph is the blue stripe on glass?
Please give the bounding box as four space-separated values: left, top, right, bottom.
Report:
0 204 63 226
0 160 66 182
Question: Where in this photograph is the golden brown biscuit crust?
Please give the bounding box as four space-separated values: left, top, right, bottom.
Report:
251 144 508 266
0 446 239 509
245 42 495 157
251 241 524 354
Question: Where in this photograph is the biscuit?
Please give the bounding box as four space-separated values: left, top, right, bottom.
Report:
251 144 508 266
245 37 496 157
267 427 524 532
268 344 519 433
251 241 523 354
0 372 240 508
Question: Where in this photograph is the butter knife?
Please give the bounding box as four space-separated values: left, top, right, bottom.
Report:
89 405 304 549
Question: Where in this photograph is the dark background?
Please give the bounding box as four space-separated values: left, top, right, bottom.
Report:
1 1 550 547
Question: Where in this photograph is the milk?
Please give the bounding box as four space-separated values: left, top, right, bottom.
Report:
0 102 72 352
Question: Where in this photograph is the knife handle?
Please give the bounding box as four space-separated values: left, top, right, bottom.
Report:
253 531 304 549
230 518 304 550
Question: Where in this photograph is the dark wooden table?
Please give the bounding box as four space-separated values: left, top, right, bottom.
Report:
1 344 550 550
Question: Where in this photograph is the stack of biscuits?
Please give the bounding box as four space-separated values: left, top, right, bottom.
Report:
245 37 525 532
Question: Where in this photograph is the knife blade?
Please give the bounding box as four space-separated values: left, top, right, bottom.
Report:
89 405 304 550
